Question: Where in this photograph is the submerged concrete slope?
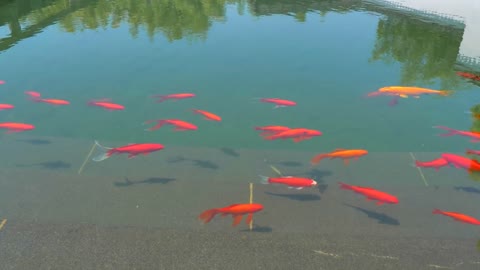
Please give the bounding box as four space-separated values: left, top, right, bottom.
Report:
369 0 480 69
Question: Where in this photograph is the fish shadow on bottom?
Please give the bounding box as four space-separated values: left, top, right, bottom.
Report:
240 224 273 233
343 203 400 226
264 191 321 201
454 186 480 195
16 160 71 170
301 169 332 182
219 147 240 157
167 156 219 170
16 139 52 145
114 177 176 187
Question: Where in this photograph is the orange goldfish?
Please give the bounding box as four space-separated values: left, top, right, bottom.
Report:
433 209 480 225
144 119 198 131
152 93 195 102
414 157 449 171
0 122 35 133
435 126 480 143
441 153 480 172
263 128 322 142
254 125 290 136
199 203 264 227
88 99 124 111
92 141 164 161
259 175 317 189
339 182 399 205
377 86 452 98
35 98 70 105
260 98 296 108
0 104 14 110
25 91 41 99
311 148 368 166
192 109 221 121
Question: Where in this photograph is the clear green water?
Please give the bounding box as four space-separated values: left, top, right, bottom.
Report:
1 0 480 266
1 0 478 152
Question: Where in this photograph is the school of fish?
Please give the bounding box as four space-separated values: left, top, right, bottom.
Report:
1 78 480 231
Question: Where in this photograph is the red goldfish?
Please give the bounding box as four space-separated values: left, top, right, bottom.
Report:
260 98 296 108
259 175 317 189
152 93 195 102
192 109 221 121
263 128 322 142
92 141 164 161
433 209 480 225
441 153 480 172
199 203 264 227
435 126 480 142
339 182 398 205
456 71 480 81
144 119 198 131
311 149 368 166
414 157 449 171
0 104 14 110
0 122 35 133
254 125 290 136
88 99 124 111
25 91 41 99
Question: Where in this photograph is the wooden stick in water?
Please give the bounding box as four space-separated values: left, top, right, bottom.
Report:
409 152 428 187
78 142 97 175
249 183 253 231
0 219 7 230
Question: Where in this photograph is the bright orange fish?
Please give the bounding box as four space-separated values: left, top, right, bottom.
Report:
152 93 195 103
254 125 290 136
339 182 399 205
377 86 452 98
311 149 368 166
192 109 221 121
433 209 480 225
259 175 317 189
144 119 198 131
414 157 449 171
199 203 264 227
260 98 296 108
92 141 164 161
264 128 322 142
0 104 14 110
441 153 480 172
35 98 70 105
435 126 480 142
88 99 124 111
0 122 35 134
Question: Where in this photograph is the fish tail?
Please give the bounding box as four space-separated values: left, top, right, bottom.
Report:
144 119 164 131
338 182 351 190
198 208 219 224
439 90 453 97
433 126 458 136
432 209 442 215
310 153 328 165
258 175 270 184
151 95 167 102
92 140 113 162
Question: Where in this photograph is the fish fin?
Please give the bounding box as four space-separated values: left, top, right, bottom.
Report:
399 94 408 98
343 159 350 166
470 139 480 143
388 97 399 106
293 137 303 143
127 153 138 159
199 209 218 224
432 209 442 215
375 201 384 205
333 148 346 152
296 187 303 190
221 213 229 217
245 213 253 225
5 129 22 134
92 141 112 162
287 186 293 189
258 175 270 185
232 215 243 227
439 90 453 97
310 153 327 165
174 128 189 131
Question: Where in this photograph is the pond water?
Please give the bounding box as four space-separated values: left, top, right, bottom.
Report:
1 0 480 269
